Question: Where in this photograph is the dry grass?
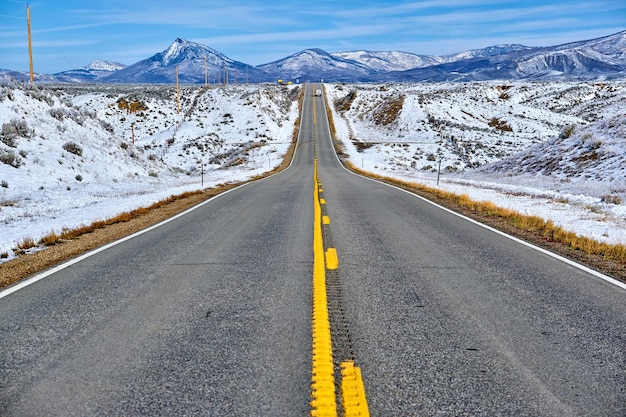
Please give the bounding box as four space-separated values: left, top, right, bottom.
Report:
344 161 626 267
117 98 147 113
0 87 305 291
334 89 357 113
372 94 405 126
17 237 36 251
488 117 513 132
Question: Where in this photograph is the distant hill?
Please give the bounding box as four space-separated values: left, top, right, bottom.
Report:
256 48 373 82
101 38 265 84
2 30 625 83
386 31 626 82
479 112 626 182
53 60 127 83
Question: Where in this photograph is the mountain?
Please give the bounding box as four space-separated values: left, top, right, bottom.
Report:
330 50 441 72
53 60 127 83
512 31 626 78
84 60 126 72
441 44 535 62
102 38 264 84
257 48 375 82
2 31 624 84
388 31 626 82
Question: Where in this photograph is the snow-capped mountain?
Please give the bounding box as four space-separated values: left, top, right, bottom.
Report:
257 48 373 82
52 60 127 83
84 60 126 72
330 50 441 72
442 44 535 62
2 31 625 84
511 31 626 78
102 38 264 84
391 31 626 81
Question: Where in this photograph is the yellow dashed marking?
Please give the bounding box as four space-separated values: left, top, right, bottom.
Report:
341 360 370 417
325 248 338 270
311 85 369 416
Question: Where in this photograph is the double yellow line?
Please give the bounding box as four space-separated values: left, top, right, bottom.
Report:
311 159 369 417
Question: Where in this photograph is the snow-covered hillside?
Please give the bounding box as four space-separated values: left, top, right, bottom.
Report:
0 82 299 259
2 79 625 265
327 81 626 245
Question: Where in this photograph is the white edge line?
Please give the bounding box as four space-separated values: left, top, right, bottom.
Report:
320 85 626 292
0 85 308 300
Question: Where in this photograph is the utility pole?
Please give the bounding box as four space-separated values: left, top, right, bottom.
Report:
27 4 34 84
176 65 180 113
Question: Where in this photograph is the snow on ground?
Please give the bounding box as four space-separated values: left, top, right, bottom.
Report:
326 81 626 246
0 82 299 260
1 80 625 265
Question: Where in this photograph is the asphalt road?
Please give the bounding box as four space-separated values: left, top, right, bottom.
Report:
313 86 626 416
0 86 317 416
1 83 625 416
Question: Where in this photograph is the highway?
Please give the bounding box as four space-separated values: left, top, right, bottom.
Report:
1 83 625 416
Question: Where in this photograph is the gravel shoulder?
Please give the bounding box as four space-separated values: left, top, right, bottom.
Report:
369 176 626 284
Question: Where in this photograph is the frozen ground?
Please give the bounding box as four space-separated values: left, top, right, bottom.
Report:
326 81 626 246
0 82 298 260
1 80 625 264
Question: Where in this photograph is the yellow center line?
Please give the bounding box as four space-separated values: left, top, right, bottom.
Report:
311 160 337 417
311 85 369 417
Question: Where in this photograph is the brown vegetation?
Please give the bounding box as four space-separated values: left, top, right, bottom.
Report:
342 162 626 282
334 89 357 113
117 97 148 113
488 117 513 132
372 94 405 126
0 87 304 291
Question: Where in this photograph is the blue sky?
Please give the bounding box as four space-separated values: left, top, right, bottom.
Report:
1 0 624 73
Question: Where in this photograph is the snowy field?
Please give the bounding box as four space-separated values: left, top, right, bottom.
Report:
0 82 299 260
1 80 625 264
326 81 626 246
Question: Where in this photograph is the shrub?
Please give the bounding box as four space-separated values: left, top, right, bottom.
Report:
0 130 16 147
601 195 622 205
0 86 15 102
100 120 114 133
39 231 61 246
0 150 22 167
49 108 65 120
17 237 36 251
334 90 357 113
13 119 33 137
2 119 33 146
561 125 575 139
372 94 405 126
488 117 513 132
62 141 83 156
75 174 83 182
1 180 7 188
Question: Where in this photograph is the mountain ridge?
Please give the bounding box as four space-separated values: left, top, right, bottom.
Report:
2 30 624 83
